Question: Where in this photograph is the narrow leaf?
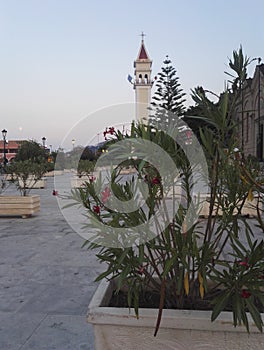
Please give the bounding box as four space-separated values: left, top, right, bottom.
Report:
184 271 189 296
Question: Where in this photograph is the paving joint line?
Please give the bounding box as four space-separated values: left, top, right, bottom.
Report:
17 313 48 350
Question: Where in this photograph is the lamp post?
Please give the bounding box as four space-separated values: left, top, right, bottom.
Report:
1 129 7 171
72 139 76 150
42 137 46 148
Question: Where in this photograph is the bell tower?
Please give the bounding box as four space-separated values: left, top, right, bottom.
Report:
133 33 153 122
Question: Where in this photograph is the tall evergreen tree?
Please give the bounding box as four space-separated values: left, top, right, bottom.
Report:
149 56 186 129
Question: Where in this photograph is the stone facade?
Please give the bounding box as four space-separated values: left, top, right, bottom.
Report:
234 64 264 160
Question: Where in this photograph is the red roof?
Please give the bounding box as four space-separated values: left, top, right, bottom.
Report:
0 140 24 149
139 42 148 59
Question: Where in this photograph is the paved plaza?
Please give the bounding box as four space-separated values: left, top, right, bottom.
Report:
0 175 104 350
1 173 263 350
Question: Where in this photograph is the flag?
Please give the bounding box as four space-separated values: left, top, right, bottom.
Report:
127 74 133 84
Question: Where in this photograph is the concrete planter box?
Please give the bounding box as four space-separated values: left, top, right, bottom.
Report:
88 279 264 350
197 195 260 217
4 173 15 181
119 167 137 175
44 170 64 177
71 175 91 188
0 195 40 218
18 176 47 189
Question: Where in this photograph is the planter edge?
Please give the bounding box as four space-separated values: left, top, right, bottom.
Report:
87 279 263 334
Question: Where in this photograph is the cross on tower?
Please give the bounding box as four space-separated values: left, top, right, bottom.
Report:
140 32 146 41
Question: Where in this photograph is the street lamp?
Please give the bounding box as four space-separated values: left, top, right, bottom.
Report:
1 129 7 170
42 137 46 148
72 139 76 150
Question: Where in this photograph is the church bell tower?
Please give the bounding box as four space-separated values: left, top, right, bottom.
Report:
133 34 153 122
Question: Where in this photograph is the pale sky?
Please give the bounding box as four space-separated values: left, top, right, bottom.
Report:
1 0 264 150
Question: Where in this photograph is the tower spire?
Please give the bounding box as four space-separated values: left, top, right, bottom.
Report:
136 33 150 61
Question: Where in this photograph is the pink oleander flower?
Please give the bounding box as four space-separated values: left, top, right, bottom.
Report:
138 266 145 275
238 257 249 269
101 187 111 204
93 205 101 214
109 127 115 135
89 176 96 182
103 127 115 139
151 176 161 185
241 289 251 299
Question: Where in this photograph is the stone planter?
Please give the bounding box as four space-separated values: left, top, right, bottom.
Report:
71 175 91 188
87 279 264 350
196 194 260 218
4 173 15 181
44 170 64 177
18 175 47 189
119 167 137 175
0 195 40 218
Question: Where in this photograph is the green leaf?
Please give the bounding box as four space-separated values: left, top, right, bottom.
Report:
220 91 228 120
245 297 263 332
116 266 130 290
211 290 231 322
162 256 177 277
234 294 242 326
95 269 114 282
240 308 249 332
